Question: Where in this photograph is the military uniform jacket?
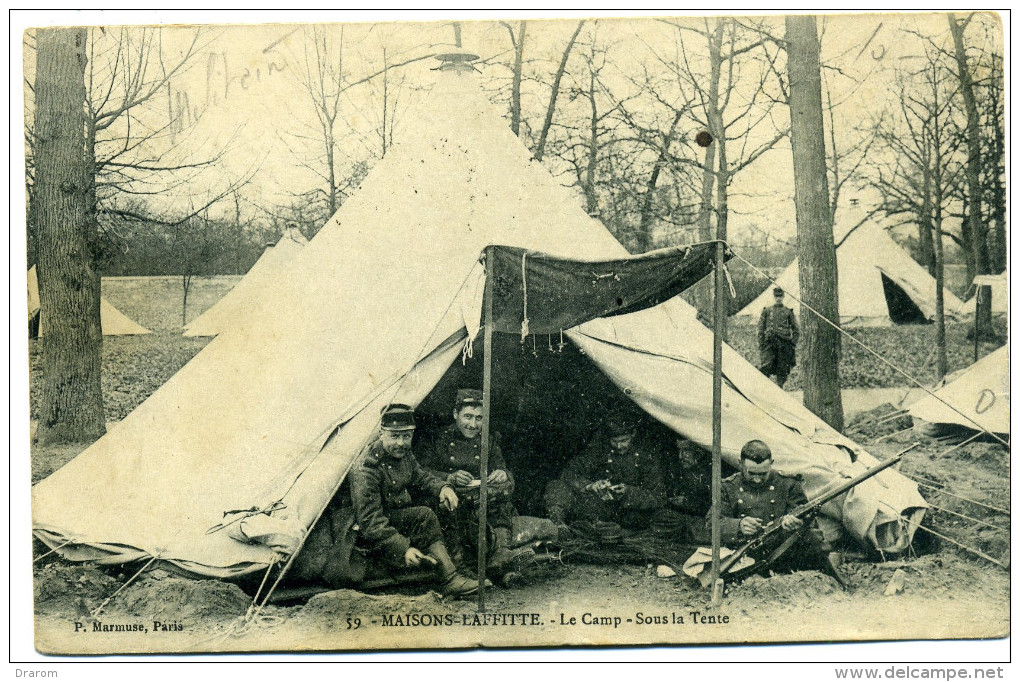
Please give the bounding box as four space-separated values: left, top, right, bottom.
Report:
561 437 667 511
420 424 515 494
718 471 807 546
349 439 450 563
669 464 712 516
758 304 799 345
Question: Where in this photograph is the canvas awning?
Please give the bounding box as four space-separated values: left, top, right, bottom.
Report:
488 243 724 335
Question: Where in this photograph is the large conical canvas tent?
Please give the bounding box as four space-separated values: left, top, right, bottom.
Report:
909 346 1010 436
183 228 309 337
28 266 151 337
32 65 925 580
735 223 968 326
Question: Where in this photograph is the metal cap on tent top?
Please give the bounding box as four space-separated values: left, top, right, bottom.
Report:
434 48 479 73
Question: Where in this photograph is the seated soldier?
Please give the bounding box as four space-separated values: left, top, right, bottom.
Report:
349 404 479 598
421 389 535 577
545 414 670 531
666 435 713 543
717 439 847 588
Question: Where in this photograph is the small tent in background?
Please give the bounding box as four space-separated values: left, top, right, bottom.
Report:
909 345 1010 437
183 227 309 337
964 273 1008 317
32 57 926 582
28 266 151 338
734 222 968 327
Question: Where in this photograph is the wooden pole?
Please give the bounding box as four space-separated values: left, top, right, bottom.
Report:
710 240 725 606
477 246 494 611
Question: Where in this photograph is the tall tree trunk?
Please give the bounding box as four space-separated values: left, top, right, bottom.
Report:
510 21 526 137
583 69 599 216
637 110 683 252
948 14 992 337
714 119 730 330
987 56 1006 273
34 27 106 444
785 15 844 431
697 142 717 243
697 22 724 245
933 197 948 381
918 154 936 275
534 20 583 162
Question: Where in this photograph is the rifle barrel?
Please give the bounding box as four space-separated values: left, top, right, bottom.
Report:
791 445 916 517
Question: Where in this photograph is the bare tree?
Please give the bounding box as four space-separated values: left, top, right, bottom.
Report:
287 26 347 220
656 18 788 246
502 20 527 136
785 15 844 431
33 27 105 444
867 37 964 275
947 13 994 338
533 20 584 161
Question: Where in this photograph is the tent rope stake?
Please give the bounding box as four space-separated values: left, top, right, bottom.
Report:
909 521 1008 570
91 555 158 617
32 536 76 563
730 251 1009 448
910 479 1009 516
925 503 1010 533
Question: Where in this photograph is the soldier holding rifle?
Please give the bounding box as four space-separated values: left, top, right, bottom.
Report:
718 440 848 588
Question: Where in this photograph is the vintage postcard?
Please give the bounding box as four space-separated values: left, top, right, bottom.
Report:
16 10 1008 663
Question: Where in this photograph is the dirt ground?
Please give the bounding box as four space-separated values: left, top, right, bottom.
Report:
31 427 1010 655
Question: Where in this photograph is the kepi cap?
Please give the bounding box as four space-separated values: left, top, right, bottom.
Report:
381 403 416 431
606 414 637 437
455 388 483 410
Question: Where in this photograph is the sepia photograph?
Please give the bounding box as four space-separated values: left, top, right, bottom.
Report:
13 9 1009 668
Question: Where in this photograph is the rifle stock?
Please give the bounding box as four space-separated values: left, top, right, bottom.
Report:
714 443 917 580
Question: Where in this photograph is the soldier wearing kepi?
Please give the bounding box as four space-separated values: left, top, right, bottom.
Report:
758 287 799 388
545 414 669 530
718 440 847 588
349 404 479 598
421 389 535 578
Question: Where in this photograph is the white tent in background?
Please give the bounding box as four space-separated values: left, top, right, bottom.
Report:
32 58 925 580
909 345 1010 436
735 222 968 326
183 228 309 337
28 266 151 337
964 273 1008 316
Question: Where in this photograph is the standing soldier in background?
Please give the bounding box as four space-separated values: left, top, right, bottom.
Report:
758 287 799 388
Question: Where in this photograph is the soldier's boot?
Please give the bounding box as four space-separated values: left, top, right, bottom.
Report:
487 528 535 576
824 551 849 591
428 542 479 598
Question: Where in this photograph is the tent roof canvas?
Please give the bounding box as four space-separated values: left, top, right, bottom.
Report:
909 345 1009 435
28 266 151 336
183 228 309 337
735 223 968 326
32 68 925 579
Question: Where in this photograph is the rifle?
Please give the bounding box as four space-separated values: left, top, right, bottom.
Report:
710 444 918 585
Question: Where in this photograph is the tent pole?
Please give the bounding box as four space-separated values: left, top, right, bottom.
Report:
710 240 725 607
477 246 494 612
